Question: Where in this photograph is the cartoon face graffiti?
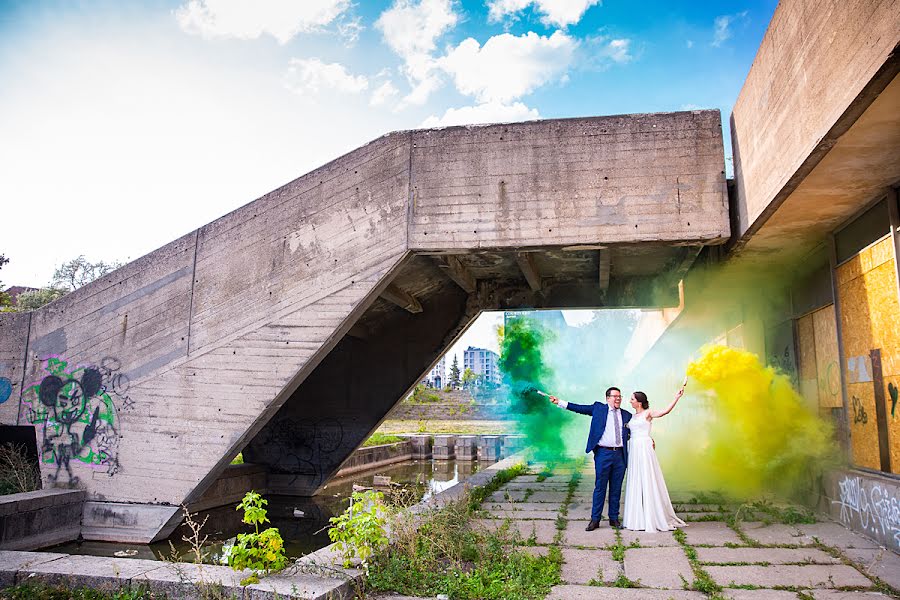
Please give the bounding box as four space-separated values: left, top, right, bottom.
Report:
39 369 102 425
33 366 109 485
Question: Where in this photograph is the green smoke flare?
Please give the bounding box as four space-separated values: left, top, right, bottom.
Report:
499 317 568 464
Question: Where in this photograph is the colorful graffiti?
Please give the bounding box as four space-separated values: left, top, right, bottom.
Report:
20 357 132 484
834 474 900 548
0 376 11 404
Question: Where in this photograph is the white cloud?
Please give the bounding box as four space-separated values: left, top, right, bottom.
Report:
370 80 400 106
487 0 602 27
376 0 460 106
601 38 632 63
712 11 747 48
175 0 350 44
421 102 540 127
680 103 702 110
439 31 577 104
337 15 364 47
283 58 368 97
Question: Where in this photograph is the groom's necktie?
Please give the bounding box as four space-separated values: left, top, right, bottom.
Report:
613 409 621 446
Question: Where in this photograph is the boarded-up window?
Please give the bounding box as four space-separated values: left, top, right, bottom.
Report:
835 236 900 474
796 305 842 411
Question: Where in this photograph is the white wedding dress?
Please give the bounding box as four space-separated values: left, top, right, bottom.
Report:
622 411 686 532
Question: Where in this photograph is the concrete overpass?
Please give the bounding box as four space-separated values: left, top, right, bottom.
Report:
0 110 729 543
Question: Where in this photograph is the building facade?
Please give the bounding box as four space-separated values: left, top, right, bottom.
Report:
463 346 501 386
425 355 446 389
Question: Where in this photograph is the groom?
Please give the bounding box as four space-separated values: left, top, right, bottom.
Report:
550 387 631 530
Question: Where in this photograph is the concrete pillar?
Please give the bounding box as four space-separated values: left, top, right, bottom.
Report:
433 435 457 460
408 434 432 459
479 435 502 463
455 435 478 461
501 434 526 457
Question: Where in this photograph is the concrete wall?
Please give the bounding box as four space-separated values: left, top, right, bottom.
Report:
823 468 900 551
0 489 84 551
731 0 900 244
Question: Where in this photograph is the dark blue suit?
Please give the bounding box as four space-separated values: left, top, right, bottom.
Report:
566 401 631 521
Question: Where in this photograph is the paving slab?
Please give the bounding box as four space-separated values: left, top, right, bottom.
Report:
500 482 570 491
528 491 570 503
487 490 527 502
131 562 249 599
561 522 616 548
471 518 558 545
565 507 594 520
740 522 806 545
797 522 882 549
619 529 680 547
706 564 872 588
19 555 164 591
842 546 900 591
244 570 354 600
546 585 706 599
721 590 799 600
683 512 729 521
810 591 892 599
483 502 564 513
623 546 693 589
696 547 840 564
560 548 621 584
485 509 559 520
682 522 743 546
0 551 67 587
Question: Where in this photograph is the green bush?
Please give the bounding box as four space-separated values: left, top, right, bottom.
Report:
328 490 390 569
227 491 287 583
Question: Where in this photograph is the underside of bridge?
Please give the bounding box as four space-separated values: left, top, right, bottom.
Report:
243 243 697 495
0 110 728 542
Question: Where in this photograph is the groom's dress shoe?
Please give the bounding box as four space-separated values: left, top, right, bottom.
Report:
585 520 600 531
609 519 622 529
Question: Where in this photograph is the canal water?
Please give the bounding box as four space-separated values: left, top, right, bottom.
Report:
51 458 489 563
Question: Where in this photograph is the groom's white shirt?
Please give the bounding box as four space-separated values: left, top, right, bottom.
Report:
554 401 623 448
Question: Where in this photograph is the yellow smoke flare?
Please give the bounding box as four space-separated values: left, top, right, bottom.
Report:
662 345 836 499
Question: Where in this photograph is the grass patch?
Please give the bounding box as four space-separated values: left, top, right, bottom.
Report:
362 433 405 447
613 573 639 588
673 527 722 594
366 463 561 599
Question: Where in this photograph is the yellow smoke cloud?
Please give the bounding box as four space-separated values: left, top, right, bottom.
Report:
658 345 837 499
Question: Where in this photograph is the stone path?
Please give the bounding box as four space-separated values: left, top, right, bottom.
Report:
483 461 900 599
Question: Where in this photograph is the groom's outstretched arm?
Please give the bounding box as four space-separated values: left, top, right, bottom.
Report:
549 396 593 415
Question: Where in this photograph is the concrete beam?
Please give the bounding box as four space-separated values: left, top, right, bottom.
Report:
516 252 542 292
598 249 611 292
381 283 423 314
435 255 477 294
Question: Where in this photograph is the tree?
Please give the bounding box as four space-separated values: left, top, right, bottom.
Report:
16 288 67 311
52 255 123 291
462 367 479 389
449 355 461 389
0 254 9 307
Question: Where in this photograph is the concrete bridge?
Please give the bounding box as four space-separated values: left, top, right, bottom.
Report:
0 110 728 542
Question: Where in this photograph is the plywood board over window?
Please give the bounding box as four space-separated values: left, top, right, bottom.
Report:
796 305 842 411
836 236 900 474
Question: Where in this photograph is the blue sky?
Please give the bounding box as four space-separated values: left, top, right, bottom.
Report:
1 0 776 290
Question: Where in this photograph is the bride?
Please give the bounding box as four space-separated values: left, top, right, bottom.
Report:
622 387 686 532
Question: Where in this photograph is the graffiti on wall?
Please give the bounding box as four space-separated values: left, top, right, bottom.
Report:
20 357 133 484
250 417 346 489
851 396 868 425
834 474 900 548
890 383 898 418
0 376 11 404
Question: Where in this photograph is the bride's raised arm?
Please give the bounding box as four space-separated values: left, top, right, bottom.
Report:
649 387 685 419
